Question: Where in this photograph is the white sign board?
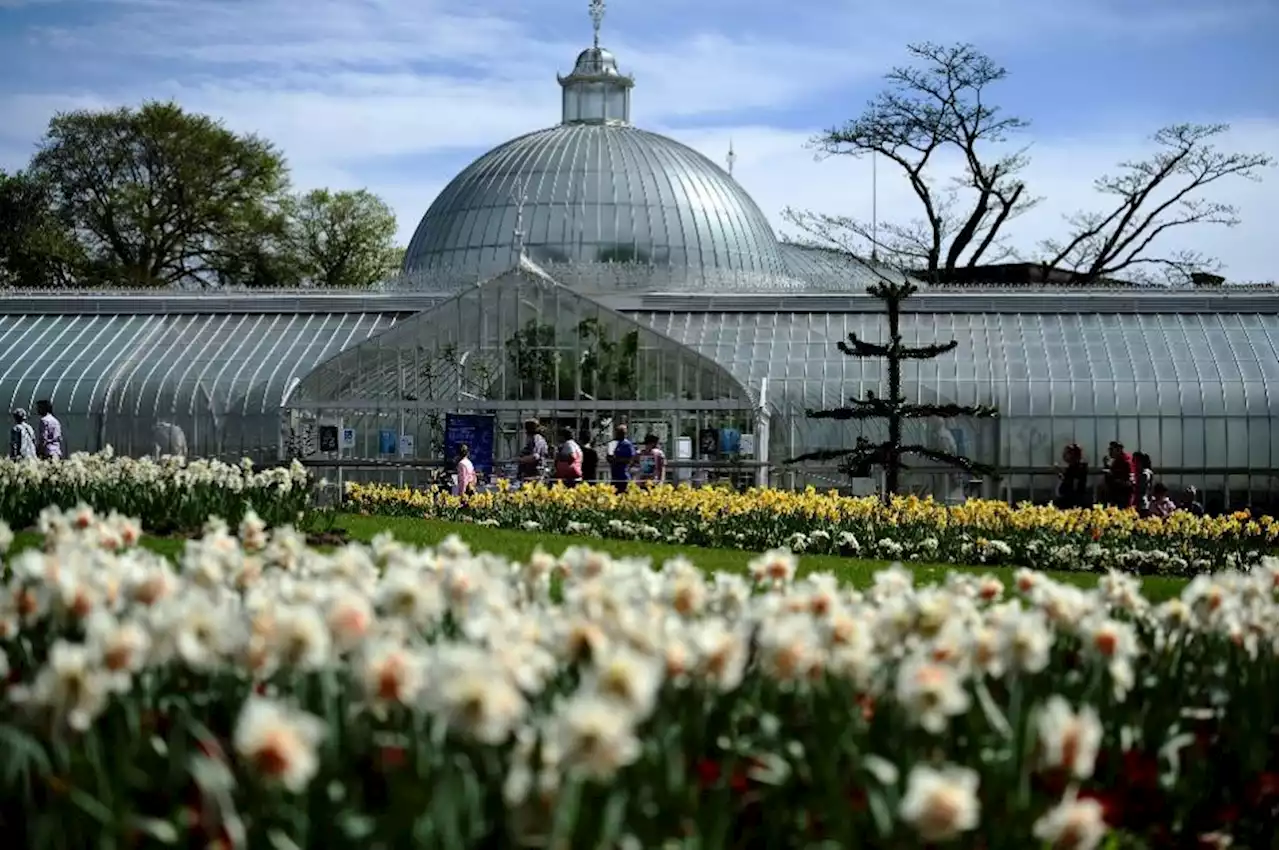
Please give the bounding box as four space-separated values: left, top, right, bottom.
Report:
399 434 415 457
739 434 755 457
676 436 693 482
340 428 356 450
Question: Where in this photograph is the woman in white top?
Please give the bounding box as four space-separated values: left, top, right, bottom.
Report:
9 409 36 460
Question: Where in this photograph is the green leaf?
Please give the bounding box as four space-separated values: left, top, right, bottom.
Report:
0 725 52 784
267 828 302 850
596 789 630 846
127 816 180 845
866 787 894 837
549 775 583 848
68 787 114 825
337 812 377 840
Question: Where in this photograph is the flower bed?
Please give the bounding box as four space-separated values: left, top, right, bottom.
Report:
1 506 1275 848
346 481 1278 575
0 449 311 532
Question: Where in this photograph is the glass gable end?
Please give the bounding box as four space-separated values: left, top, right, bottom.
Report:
287 261 759 471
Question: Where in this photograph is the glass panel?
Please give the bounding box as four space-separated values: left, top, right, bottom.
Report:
1182 418 1206 467
1203 418 1227 467
1115 418 1140 455
1093 383 1116 415
1139 418 1162 467
1225 418 1249 466
288 268 756 459
1159 418 1184 468
1243 417 1270 468
1221 382 1247 417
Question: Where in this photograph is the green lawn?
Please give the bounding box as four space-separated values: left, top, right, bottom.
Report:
332 515 1189 602
6 514 1191 602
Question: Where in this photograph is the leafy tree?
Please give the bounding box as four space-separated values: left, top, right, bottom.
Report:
507 320 561 399
577 318 639 400
0 170 85 288
505 318 644 403
388 245 406 274
289 188 400 288
788 271 998 501
29 101 288 287
787 43 1035 282
1041 123 1275 283
210 200 301 288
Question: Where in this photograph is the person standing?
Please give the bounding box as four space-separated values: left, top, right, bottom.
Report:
554 427 583 486
580 431 599 483
1182 485 1206 517
1132 452 1155 516
9 409 36 460
635 433 667 484
516 419 548 485
1104 441 1133 509
35 399 63 460
606 424 635 494
454 443 477 498
1054 443 1089 509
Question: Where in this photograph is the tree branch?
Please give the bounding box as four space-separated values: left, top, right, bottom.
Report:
1042 123 1275 282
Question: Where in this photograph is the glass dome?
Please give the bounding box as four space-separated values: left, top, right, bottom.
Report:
402 124 789 284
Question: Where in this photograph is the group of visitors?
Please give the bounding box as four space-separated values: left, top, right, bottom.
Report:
8 400 64 461
452 419 667 497
1054 440 1200 518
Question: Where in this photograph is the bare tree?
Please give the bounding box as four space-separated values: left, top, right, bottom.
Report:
786 42 1037 282
1042 124 1275 283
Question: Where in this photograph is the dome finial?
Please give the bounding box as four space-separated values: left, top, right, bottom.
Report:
726 138 737 178
511 177 529 260
558 1 633 126
589 0 606 49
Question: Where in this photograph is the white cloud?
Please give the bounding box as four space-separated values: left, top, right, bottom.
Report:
1 0 1274 280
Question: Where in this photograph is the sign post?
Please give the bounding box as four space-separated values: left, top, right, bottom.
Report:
444 413 496 479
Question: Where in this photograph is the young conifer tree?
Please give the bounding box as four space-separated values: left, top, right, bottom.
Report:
789 275 998 502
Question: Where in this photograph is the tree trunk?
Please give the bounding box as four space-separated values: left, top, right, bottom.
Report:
884 292 903 503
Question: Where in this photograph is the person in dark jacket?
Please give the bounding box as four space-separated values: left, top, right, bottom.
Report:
1054 443 1090 509
516 419 548 484
1105 441 1135 509
1182 485 1206 516
580 431 599 483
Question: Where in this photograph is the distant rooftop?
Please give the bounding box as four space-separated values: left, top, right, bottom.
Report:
913 261 1271 290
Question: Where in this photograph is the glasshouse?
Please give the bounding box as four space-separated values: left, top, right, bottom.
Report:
1 19 1277 512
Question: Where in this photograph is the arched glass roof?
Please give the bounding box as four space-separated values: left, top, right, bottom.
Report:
0 311 400 458
289 258 756 414
401 124 788 284
633 310 1280 475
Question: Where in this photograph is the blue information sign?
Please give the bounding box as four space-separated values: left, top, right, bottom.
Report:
378 429 398 455
720 427 742 455
444 413 496 476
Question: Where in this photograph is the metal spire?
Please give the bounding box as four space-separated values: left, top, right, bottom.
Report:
588 0 605 48
870 106 879 262
725 138 737 178
511 178 528 258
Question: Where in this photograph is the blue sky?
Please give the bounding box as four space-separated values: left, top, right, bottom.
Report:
1 0 1276 279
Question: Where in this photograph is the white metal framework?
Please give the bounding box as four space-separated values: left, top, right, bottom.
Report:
282 258 761 470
